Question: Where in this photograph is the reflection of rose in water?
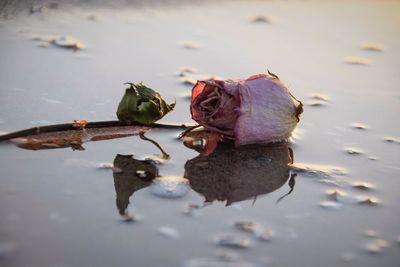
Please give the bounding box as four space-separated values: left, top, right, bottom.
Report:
183 132 295 205
112 131 296 220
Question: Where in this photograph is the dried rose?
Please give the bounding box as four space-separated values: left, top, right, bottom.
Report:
117 82 175 125
190 72 303 146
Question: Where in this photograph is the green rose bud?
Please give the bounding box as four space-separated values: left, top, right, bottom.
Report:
116 82 175 124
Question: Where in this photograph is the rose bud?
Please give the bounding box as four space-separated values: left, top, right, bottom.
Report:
117 82 175 125
190 72 303 146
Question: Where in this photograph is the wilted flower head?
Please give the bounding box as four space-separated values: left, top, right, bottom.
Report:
190 72 303 146
117 82 175 125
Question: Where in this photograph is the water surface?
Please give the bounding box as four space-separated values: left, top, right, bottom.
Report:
0 1 399 266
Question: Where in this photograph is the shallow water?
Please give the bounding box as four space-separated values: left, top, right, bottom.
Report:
1 1 400 266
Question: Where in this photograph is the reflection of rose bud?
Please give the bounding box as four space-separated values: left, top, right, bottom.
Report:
190 73 303 146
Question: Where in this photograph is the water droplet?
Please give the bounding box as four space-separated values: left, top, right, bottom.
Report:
150 176 190 198
234 221 259 233
183 203 202 217
158 226 180 240
97 162 114 169
358 197 379 206
352 182 374 191
51 36 83 50
306 101 326 107
255 230 274 242
215 234 251 249
363 244 380 254
319 201 342 210
181 41 200 49
364 229 378 238
383 136 400 144
291 163 347 179
251 16 271 23
31 34 58 42
177 66 198 77
180 77 197 86
344 147 364 155
318 179 342 187
351 123 368 130
363 239 388 254
344 56 371 65
310 94 330 102
202 74 225 81
328 190 362 204
362 42 385 52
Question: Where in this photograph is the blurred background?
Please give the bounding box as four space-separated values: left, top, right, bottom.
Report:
0 1 399 267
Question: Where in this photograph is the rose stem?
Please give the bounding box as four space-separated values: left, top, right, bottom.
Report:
177 124 202 139
139 131 170 159
0 120 193 142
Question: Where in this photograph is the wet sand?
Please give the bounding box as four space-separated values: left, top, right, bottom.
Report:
0 1 400 267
